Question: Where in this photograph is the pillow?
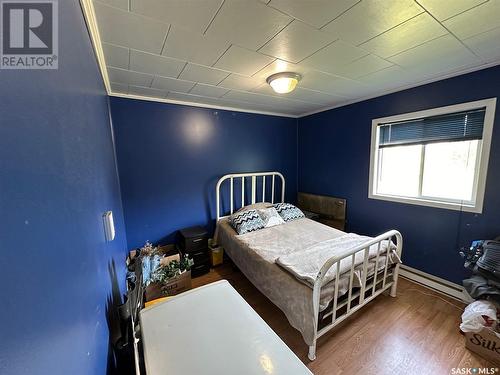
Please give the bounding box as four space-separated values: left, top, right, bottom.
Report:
257 207 285 228
236 202 273 213
274 203 305 222
230 209 265 235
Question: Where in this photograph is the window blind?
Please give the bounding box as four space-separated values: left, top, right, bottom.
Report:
379 107 486 147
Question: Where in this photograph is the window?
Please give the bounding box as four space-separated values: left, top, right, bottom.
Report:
369 99 496 213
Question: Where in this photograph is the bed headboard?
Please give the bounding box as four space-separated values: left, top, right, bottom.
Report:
216 172 285 221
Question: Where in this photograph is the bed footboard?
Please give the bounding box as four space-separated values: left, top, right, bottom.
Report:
308 230 403 361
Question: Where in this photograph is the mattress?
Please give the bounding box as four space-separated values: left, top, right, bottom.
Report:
215 217 390 346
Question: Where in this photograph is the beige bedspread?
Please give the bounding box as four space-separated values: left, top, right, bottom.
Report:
215 218 390 346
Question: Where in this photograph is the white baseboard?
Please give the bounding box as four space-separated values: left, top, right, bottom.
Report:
399 265 473 303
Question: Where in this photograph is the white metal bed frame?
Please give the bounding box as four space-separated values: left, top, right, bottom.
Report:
215 171 402 361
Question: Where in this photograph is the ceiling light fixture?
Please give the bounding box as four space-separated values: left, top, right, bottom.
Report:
266 72 301 94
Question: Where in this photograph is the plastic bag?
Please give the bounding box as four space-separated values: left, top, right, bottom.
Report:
460 300 498 333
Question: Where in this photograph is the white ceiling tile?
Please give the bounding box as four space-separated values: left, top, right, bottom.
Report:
96 0 128 11
92 0 500 116
162 26 231 66
222 90 310 109
360 13 448 58
388 35 480 74
417 0 488 21
130 0 222 34
321 0 423 45
128 85 168 98
107 67 154 86
129 50 185 78
358 65 422 90
167 91 223 106
213 46 275 76
205 0 292 50
217 74 261 91
463 27 500 62
102 42 129 69
269 0 359 28
300 70 368 97
189 83 230 98
300 40 369 74
259 20 335 63
443 1 500 39
94 2 169 54
252 83 346 105
290 87 347 105
252 59 312 82
178 63 230 85
151 76 196 93
110 82 129 93
333 54 393 79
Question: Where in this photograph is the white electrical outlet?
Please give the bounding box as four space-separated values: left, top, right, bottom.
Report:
103 211 115 241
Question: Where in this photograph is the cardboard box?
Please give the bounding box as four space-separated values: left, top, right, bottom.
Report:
465 328 500 365
145 270 192 302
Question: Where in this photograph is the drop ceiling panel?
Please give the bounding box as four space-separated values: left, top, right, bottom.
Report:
252 84 347 105
128 85 168 98
388 34 480 75
358 65 421 91
223 89 311 109
98 0 128 11
179 63 230 85
417 0 488 21
360 13 448 58
443 1 500 39
129 50 185 78
217 74 261 91
162 26 231 66
189 83 230 98
103 42 129 69
331 54 393 79
300 40 368 74
463 27 500 62
110 82 128 93
205 0 292 50
151 76 196 93
259 20 335 63
253 59 311 81
321 0 424 45
108 67 154 87
90 0 500 117
268 0 359 28
213 46 274 76
130 0 222 34
93 1 169 54
300 71 368 98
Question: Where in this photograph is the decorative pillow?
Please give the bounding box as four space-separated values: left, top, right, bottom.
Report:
236 202 273 213
257 207 285 228
230 209 265 235
273 203 305 222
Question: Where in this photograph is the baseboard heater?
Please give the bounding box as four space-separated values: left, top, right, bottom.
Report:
398 265 471 303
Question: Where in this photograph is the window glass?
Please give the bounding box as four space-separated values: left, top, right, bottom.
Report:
421 140 478 202
377 144 422 198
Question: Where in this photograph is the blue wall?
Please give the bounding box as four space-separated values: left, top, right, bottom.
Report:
298 66 500 284
110 97 297 249
0 2 127 374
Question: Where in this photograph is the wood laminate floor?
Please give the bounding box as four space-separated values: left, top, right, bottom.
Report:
192 264 495 375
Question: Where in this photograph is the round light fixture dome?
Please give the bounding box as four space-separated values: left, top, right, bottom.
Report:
266 72 301 94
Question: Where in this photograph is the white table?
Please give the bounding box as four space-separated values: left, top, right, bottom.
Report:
140 280 312 375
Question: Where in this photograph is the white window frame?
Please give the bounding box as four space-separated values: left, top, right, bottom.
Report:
368 98 497 213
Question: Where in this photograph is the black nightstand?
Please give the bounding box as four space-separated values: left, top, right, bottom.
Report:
177 226 210 277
